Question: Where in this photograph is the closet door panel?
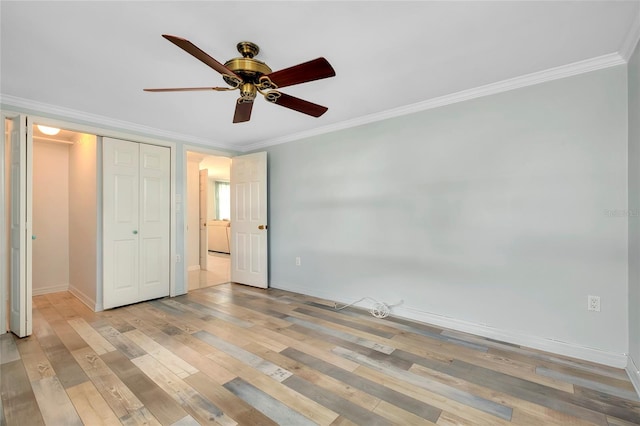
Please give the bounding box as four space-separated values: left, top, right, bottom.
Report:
103 138 140 309
139 143 170 301
114 174 136 223
114 239 137 289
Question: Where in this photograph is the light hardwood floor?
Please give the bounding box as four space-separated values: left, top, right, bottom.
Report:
1 284 639 425
189 253 231 291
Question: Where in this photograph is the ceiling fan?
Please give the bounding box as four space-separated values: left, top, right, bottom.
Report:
144 35 336 123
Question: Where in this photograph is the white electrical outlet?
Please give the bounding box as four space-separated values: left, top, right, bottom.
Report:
588 295 601 312
295 257 301 266
176 254 182 263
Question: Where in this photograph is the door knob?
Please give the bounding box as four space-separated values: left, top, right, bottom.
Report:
133 230 138 235
258 225 268 230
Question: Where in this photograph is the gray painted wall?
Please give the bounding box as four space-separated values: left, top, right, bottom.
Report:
629 40 640 370
265 65 629 357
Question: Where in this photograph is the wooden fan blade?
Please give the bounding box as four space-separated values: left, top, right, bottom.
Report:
264 57 335 89
233 99 254 123
162 34 241 80
144 87 233 92
268 92 328 117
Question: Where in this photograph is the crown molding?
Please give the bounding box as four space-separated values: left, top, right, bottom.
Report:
243 52 626 152
619 10 640 62
0 94 235 151
1 49 629 154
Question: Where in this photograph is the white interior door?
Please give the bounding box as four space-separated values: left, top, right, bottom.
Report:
103 138 140 309
230 151 268 288
199 169 208 270
8 115 32 336
103 138 170 309
139 143 170 301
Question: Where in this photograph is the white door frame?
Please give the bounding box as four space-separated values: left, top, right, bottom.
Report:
0 110 178 317
1 114 6 333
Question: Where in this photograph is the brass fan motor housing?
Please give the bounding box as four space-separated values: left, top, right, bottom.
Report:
223 42 272 86
224 58 272 81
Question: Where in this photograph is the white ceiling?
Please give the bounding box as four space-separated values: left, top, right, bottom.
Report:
1 1 639 152
201 156 231 180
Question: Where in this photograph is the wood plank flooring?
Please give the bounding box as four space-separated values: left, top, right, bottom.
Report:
1 284 639 425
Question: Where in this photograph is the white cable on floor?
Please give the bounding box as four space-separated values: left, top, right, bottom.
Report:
334 297 403 319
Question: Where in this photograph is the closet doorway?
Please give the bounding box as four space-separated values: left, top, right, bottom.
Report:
186 150 231 290
3 118 99 335
31 125 98 308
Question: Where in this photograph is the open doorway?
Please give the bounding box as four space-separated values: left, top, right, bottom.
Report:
31 125 98 306
3 119 98 334
186 151 231 290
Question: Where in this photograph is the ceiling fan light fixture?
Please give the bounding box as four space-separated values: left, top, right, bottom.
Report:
146 35 336 123
37 125 61 136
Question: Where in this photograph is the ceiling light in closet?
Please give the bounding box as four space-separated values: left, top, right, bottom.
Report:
37 125 60 136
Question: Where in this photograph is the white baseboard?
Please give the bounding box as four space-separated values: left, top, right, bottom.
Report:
32 283 69 296
271 282 628 368
188 265 201 272
627 355 640 398
68 285 99 312
397 305 628 368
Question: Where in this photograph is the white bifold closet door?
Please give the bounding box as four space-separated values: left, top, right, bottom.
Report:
103 137 170 309
8 114 32 337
